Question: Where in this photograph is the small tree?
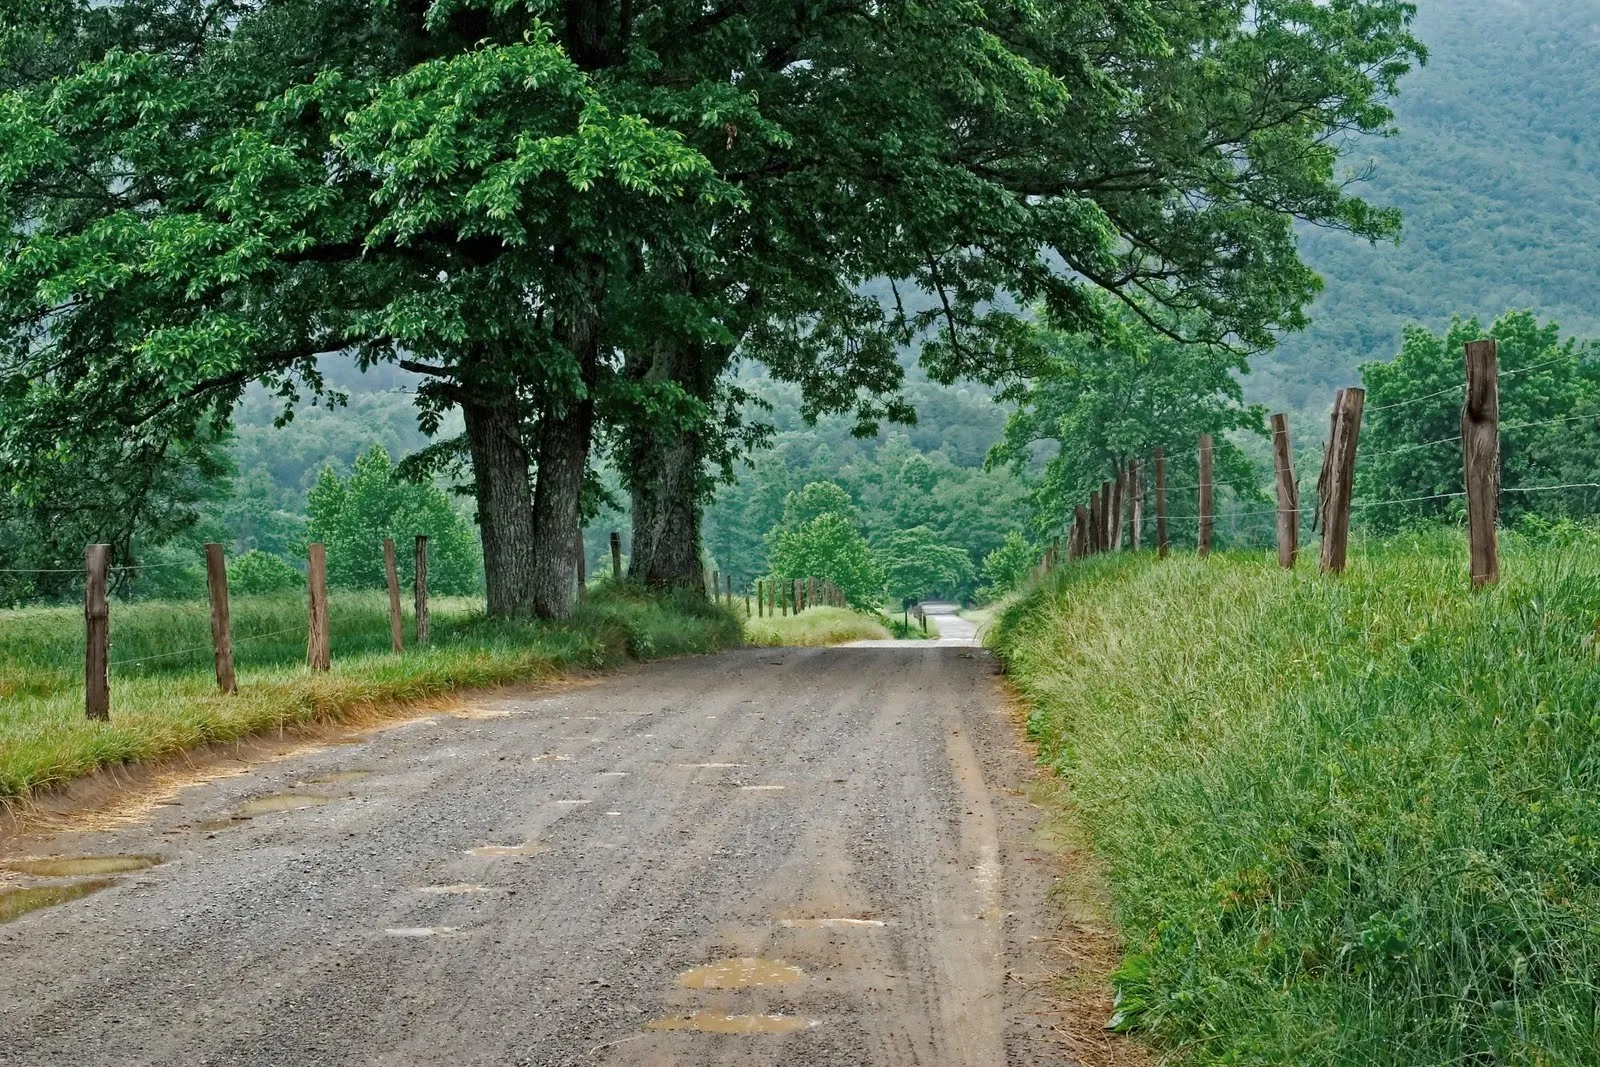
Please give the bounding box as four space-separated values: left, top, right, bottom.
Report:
306 447 482 595
781 482 861 529
979 532 1037 599
765 513 883 610
878 527 976 605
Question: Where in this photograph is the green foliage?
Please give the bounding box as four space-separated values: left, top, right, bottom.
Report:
227 549 302 596
992 305 1269 542
305 446 481 595
876 526 975 604
979 532 1037 599
780 481 860 529
992 537 1600 1064
764 513 883 610
1358 310 1600 529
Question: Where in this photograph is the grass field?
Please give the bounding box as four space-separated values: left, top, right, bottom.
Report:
990 530 1600 1065
0 585 740 800
744 605 891 646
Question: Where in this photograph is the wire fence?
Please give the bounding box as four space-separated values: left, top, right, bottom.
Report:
1043 338 1593 574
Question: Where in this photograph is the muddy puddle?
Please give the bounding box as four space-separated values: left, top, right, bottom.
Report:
299 770 371 786
778 917 887 929
646 1012 814 1035
677 957 806 989
0 879 115 923
5 854 162 878
465 843 548 858
234 793 332 817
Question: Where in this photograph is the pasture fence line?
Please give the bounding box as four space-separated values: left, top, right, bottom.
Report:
1043 337 1578 591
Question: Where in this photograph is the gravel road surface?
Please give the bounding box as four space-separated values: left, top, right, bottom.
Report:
0 645 1073 1066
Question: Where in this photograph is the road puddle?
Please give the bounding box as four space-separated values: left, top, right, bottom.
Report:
0 879 114 923
385 926 457 937
466 843 548 857
779 917 887 929
417 884 489 895
300 770 371 785
677 957 806 989
646 1012 814 1035
5 855 162 877
739 785 786 792
234 793 331 817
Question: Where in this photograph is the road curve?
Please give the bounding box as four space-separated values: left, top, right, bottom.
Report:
0 646 1072 1066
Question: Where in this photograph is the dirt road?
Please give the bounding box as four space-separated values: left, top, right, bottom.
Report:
0 646 1076 1066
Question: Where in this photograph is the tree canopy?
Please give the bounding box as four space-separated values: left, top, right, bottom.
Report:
0 0 1426 615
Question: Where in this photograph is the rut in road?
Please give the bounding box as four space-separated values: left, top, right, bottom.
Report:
0 644 1094 1067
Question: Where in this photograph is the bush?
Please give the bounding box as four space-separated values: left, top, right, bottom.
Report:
228 549 303 595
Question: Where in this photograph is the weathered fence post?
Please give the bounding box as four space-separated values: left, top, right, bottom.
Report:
1271 414 1298 569
1088 492 1103 555
383 538 404 652
306 542 331 672
205 543 237 694
728 572 735 605
84 544 110 720
1462 339 1500 588
1197 434 1214 558
1099 480 1112 550
1073 505 1089 560
757 580 765 617
1155 447 1169 559
1129 460 1142 551
575 528 588 603
807 576 816 608
710 569 718 601
414 535 430 646
610 531 622 582
1110 469 1124 552
1318 387 1365 574
745 582 752 615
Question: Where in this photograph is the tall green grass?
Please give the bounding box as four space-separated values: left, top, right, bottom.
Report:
744 605 891 646
991 532 1600 1065
0 584 740 799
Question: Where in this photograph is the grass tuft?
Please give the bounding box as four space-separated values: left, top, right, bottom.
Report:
990 532 1600 1065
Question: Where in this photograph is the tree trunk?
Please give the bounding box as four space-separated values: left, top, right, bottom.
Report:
629 424 706 591
463 398 538 618
529 295 603 620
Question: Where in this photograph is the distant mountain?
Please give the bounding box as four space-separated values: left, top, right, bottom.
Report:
1251 0 1600 413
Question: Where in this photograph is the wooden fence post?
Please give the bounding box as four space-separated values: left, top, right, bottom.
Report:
383 538 404 652
1073 505 1089 560
1463 339 1500 588
745 581 751 615
728 571 735 605
84 544 110 720
205 543 237 694
1318 387 1365 574
781 579 789 616
1271 414 1298 569
610 530 622 582
710 569 718 601
1154 446 1168 559
757 580 764 617
576 528 588 603
306 542 331 672
1094 483 1107 550
1087 492 1102 555
414 535 430 646
1197 434 1214 558
807 576 816 608
1110 469 1124 552
1129 460 1142 551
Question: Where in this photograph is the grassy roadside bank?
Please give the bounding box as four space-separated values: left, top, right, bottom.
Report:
744 605 891 646
990 533 1600 1065
0 586 740 800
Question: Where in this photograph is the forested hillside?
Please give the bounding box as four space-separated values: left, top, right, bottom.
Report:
1256 0 1600 411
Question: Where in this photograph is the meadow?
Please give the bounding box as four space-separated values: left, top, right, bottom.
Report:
991 530 1600 1065
0 585 740 799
